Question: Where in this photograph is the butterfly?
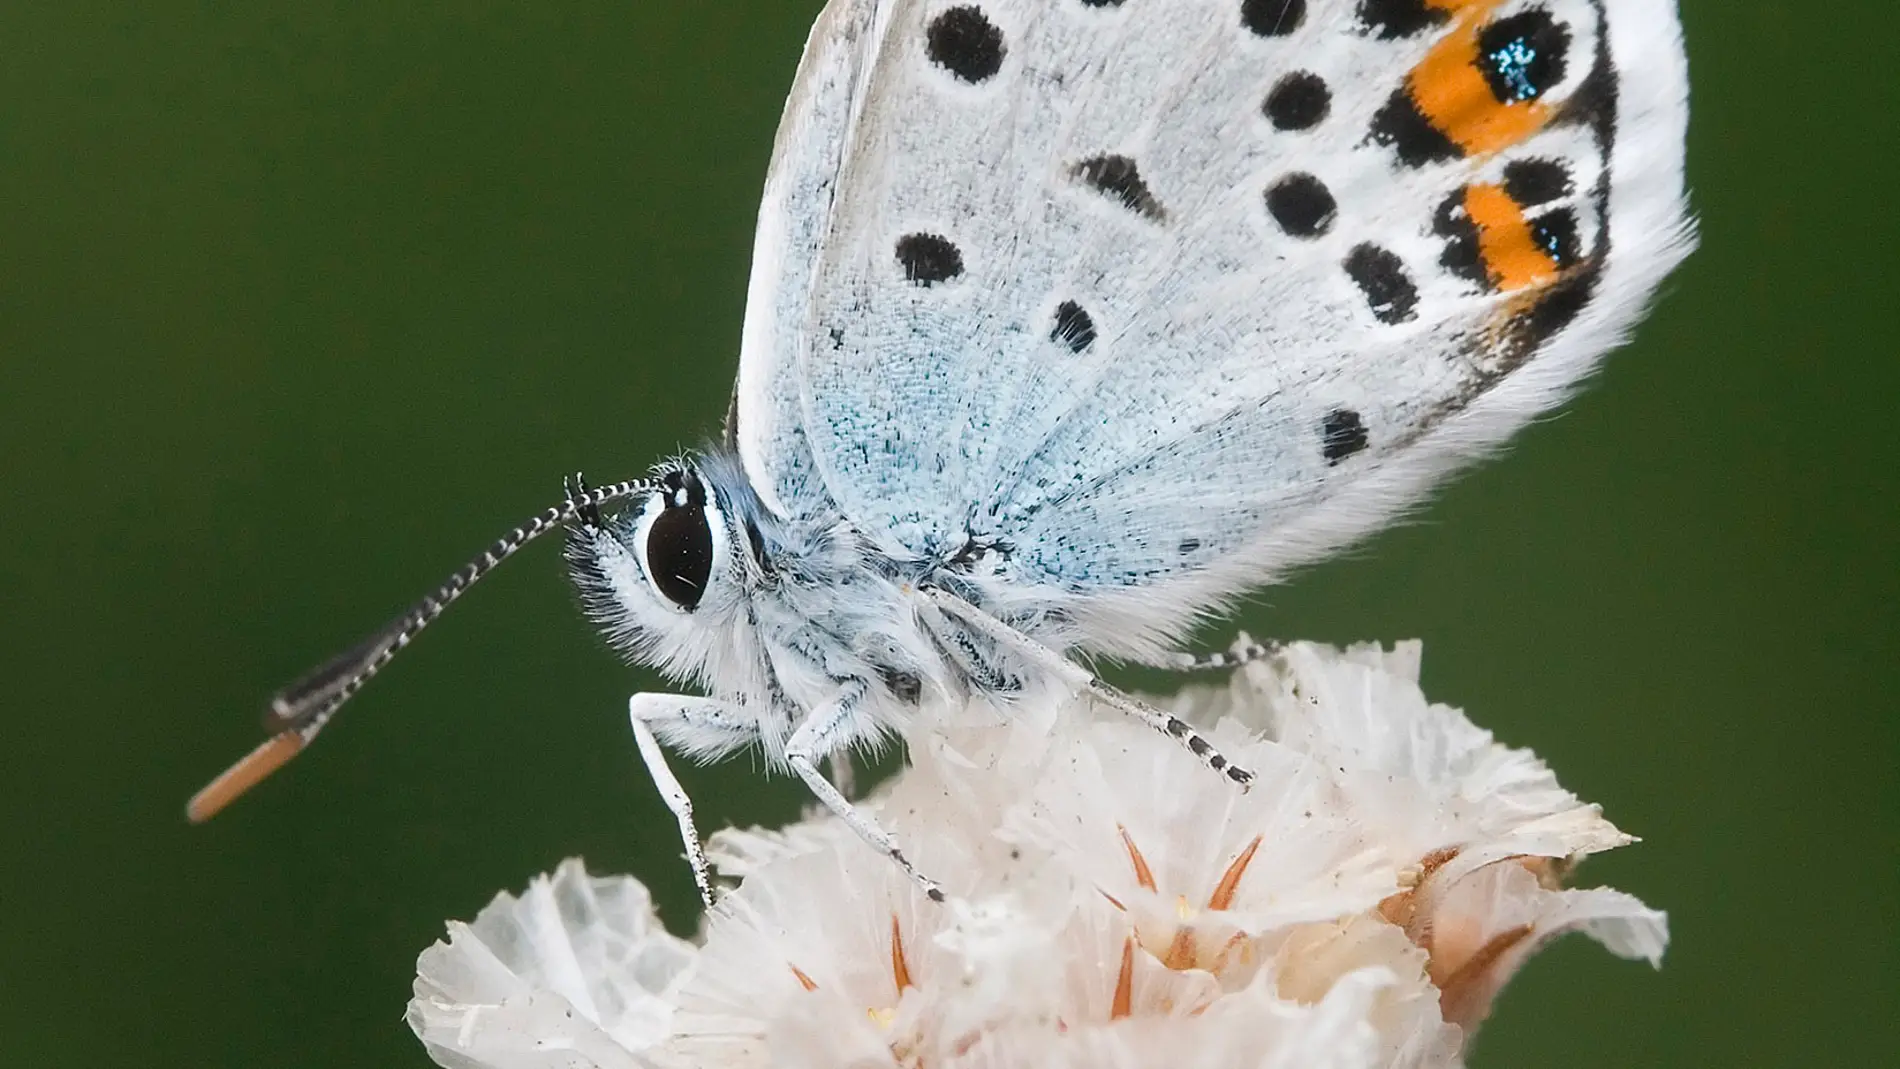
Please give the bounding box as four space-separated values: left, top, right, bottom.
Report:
190 0 1692 907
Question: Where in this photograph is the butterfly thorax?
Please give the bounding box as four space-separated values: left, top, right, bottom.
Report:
566 448 1045 767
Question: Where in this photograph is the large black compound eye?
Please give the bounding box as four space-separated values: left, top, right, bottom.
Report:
642 471 715 611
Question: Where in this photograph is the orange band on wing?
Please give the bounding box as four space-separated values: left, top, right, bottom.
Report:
1464 183 1559 291
1407 5 1550 156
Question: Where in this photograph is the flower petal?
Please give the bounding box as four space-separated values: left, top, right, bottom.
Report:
409 859 695 1069
1426 861 1668 1030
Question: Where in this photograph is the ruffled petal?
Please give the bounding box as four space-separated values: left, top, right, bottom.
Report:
409 859 695 1069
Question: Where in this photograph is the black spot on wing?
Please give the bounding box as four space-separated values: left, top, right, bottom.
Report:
1078 0 1126 6
1357 0 1448 38
1051 300 1097 352
1241 0 1305 36
1503 158 1573 207
1321 409 1369 464
1370 89 1461 167
1433 192 1489 288
896 233 964 285
1344 244 1419 324
1531 207 1582 269
1072 154 1166 221
1264 71 1331 130
927 6 1006 84
1523 263 1595 340
1476 10 1570 103
1560 44 1618 135
1495 263 1600 370
1265 173 1337 238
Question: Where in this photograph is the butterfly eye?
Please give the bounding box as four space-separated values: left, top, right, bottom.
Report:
641 471 716 611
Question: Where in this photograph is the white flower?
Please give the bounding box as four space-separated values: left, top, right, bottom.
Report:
409 642 1666 1068
407 859 695 1069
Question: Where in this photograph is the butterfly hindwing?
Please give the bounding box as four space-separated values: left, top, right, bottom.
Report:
734 0 1691 658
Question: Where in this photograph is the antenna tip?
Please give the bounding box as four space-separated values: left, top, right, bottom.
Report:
186 731 306 824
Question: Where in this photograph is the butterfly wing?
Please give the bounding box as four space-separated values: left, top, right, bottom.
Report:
733 0 1692 659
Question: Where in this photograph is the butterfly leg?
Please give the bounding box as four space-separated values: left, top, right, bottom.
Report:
786 681 946 903
827 752 857 801
919 588 1254 790
1158 637 1282 673
628 692 740 910
1080 680 1256 789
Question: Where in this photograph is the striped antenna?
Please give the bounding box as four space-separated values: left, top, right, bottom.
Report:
186 475 648 823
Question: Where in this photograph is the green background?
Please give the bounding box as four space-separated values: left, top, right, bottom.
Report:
2 3 1893 1066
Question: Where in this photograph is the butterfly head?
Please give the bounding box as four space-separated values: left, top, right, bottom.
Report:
566 457 758 686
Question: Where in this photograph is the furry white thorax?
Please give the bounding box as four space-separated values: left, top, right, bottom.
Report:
567 450 1078 771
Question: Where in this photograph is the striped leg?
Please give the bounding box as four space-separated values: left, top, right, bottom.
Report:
628 692 744 910
1158 637 1283 673
786 681 945 902
919 587 1254 790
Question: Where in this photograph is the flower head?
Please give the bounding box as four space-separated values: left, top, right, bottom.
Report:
409 641 1665 1068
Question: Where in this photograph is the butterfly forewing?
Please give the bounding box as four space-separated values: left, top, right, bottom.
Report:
736 0 1690 657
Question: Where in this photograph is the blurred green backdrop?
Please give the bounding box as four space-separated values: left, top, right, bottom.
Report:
2 3 1894 1066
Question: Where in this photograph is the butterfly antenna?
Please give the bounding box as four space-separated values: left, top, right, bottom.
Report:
185 475 647 824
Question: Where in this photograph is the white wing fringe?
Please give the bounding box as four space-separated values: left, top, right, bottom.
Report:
410 640 1665 1069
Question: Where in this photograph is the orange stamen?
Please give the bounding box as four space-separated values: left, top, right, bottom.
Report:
788 963 819 992
890 914 914 992
1206 835 1265 911
1434 923 1535 996
1110 936 1136 1019
1117 825 1157 891
1161 925 1199 971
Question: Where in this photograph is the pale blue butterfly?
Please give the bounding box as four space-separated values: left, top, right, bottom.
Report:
192 0 1693 907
